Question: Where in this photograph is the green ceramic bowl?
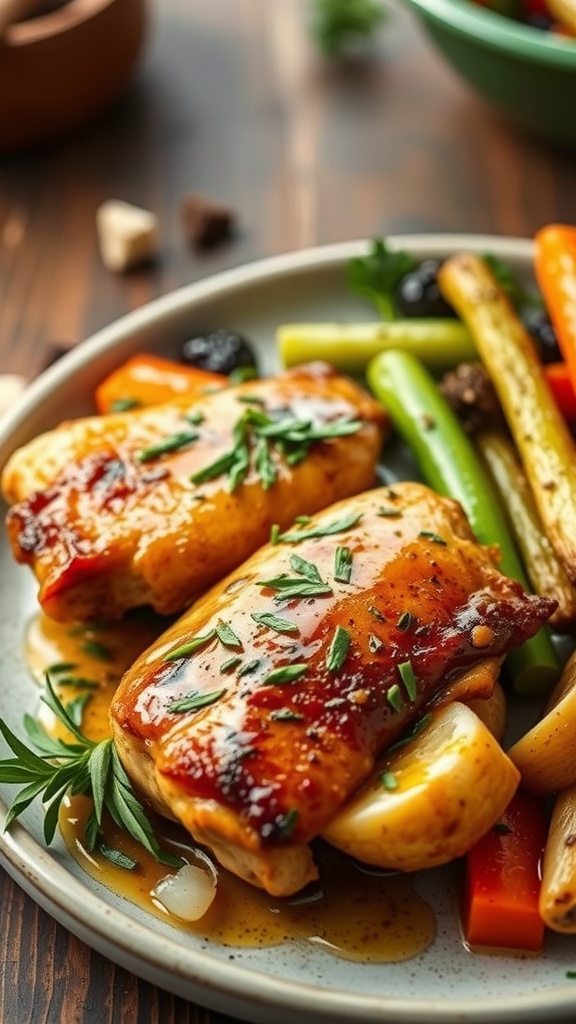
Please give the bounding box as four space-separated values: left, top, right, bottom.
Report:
403 0 576 147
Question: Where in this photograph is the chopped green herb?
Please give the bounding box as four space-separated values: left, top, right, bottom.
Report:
270 523 281 545
228 366 258 384
53 676 99 690
388 713 433 753
493 822 513 836
369 633 384 653
397 611 414 631
168 688 226 714
110 397 141 413
325 625 351 673
418 530 447 546
294 515 312 525
257 557 332 603
237 658 261 677
368 604 385 622
262 664 308 685
237 394 265 406
138 429 200 463
190 406 362 493
334 545 353 584
377 507 401 518
270 708 305 721
398 660 417 701
251 612 299 634
165 629 217 661
81 640 112 661
46 661 79 675
386 683 403 712
97 840 138 870
220 656 242 674
380 771 398 791
278 808 299 838
65 692 92 727
215 620 243 649
566 971 576 980
185 409 205 425
277 511 363 544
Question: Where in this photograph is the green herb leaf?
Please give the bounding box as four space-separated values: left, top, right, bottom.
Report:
325 625 351 673
97 840 138 870
168 688 226 714
251 612 299 634
81 640 112 662
398 660 418 701
215 620 243 650
110 397 141 413
396 611 414 631
220 656 242 674
380 771 398 791
386 683 403 713
278 807 299 838
262 664 308 685
270 708 305 722
165 629 217 661
418 530 447 546
347 238 416 321
334 545 353 583
138 429 200 463
278 511 363 544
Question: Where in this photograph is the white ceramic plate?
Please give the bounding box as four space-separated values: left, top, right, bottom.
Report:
1 235 576 1024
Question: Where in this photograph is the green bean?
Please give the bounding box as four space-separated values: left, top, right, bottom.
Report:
366 348 559 698
278 319 476 375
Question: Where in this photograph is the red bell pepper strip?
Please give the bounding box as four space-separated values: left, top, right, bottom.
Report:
462 787 548 952
94 353 226 414
545 361 576 421
534 224 576 399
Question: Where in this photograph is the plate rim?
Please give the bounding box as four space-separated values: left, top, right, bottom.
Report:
4 232 572 1024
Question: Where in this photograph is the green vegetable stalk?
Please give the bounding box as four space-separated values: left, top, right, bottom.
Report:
366 349 559 697
278 319 476 374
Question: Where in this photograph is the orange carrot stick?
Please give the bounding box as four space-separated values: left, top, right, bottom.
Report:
95 353 226 414
462 788 548 952
534 224 576 398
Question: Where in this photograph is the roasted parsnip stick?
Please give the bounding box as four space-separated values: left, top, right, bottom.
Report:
477 428 576 633
438 252 576 585
508 649 576 794
540 785 576 933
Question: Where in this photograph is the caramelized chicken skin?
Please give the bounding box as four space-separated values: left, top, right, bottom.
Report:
110 482 555 896
1 363 385 622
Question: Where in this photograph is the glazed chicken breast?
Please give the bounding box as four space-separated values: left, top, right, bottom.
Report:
110 482 555 897
1 362 386 622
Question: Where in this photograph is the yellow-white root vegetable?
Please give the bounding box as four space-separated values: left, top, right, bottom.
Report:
508 649 576 794
467 679 507 744
322 701 519 872
540 785 576 933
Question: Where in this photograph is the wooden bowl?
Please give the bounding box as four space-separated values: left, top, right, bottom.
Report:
0 0 148 151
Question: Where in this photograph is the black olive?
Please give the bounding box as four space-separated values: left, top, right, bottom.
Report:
180 329 258 376
395 259 457 319
523 307 561 364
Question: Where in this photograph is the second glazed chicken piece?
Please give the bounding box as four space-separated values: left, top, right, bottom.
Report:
2 362 385 622
110 482 555 897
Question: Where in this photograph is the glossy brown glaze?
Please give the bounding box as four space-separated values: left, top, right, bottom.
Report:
2 362 386 622
110 482 555 896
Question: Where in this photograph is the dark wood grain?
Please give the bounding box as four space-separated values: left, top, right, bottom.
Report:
1 0 576 1020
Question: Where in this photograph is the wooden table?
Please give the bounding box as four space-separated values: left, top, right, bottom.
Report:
1 1 576 1020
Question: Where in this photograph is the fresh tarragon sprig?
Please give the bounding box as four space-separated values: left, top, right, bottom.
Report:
0 676 181 868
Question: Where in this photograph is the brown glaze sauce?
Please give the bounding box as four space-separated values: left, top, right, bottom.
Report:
26 611 436 963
